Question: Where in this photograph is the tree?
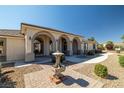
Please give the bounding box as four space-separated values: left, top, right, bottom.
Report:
88 37 95 41
97 44 104 50
105 41 114 50
121 35 124 43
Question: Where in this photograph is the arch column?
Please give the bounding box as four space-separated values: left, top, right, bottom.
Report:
80 42 84 55
69 40 73 55
55 39 59 51
25 34 35 62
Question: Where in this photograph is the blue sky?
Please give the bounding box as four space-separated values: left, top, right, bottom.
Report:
0 5 124 43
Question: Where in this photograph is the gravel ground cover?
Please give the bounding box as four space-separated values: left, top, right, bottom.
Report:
1 64 43 88
75 53 124 88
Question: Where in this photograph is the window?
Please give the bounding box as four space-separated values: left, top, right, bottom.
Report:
93 44 96 49
0 41 3 46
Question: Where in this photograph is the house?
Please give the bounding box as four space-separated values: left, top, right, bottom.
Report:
114 42 124 50
0 23 98 63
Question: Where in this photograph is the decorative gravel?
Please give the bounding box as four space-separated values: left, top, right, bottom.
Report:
1 64 43 88
75 53 124 88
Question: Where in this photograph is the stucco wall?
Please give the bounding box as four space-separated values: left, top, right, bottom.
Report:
88 43 93 50
6 37 25 61
0 46 3 56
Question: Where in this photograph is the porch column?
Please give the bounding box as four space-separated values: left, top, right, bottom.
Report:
69 41 73 55
44 36 49 56
25 34 35 62
81 42 84 55
44 37 50 56
56 39 59 51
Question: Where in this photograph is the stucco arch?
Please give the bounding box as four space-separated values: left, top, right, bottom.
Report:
72 37 81 55
32 31 56 56
32 31 55 43
58 34 71 55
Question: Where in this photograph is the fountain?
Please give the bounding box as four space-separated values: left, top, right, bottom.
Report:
50 50 66 84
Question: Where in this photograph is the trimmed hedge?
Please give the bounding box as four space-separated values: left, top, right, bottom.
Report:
119 56 124 67
94 64 108 78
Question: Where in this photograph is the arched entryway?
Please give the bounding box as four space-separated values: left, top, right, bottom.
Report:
72 37 81 55
73 39 78 55
59 35 70 55
32 31 55 58
0 38 6 61
33 37 44 57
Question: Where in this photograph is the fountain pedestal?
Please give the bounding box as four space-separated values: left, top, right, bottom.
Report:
50 51 66 84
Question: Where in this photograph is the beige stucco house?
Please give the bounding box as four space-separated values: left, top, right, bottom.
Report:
0 23 97 63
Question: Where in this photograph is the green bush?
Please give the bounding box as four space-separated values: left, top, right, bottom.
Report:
94 64 108 78
119 56 124 67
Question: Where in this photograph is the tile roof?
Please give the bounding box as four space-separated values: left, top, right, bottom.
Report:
0 29 24 37
21 23 84 38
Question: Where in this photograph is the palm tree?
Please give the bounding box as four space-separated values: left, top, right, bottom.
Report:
121 35 124 43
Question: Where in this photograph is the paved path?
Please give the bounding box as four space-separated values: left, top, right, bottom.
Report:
66 53 113 64
24 53 114 88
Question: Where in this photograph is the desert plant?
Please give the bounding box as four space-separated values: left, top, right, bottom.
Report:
119 56 124 67
94 64 108 78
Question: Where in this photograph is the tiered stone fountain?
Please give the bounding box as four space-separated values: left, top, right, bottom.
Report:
50 50 66 84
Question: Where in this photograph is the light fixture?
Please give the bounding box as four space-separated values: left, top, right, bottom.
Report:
29 36 31 40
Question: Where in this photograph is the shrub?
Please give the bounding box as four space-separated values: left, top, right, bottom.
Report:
87 50 95 55
94 64 108 78
95 49 102 53
119 56 124 67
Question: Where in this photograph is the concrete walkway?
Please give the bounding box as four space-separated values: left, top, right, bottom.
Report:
67 53 114 70
66 53 113 64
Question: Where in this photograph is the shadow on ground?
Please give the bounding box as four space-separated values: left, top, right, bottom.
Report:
0 70 16 88
106 74 118 80
62 75 89 87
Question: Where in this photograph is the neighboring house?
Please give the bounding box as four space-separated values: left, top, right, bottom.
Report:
114 42 124 47
103 42 124 50
0 23 98 63
114 42 124 50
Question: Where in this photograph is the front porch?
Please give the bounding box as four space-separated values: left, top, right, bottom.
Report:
1 52 106 68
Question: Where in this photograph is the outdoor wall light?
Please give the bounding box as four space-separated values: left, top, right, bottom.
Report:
29 36 32 40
